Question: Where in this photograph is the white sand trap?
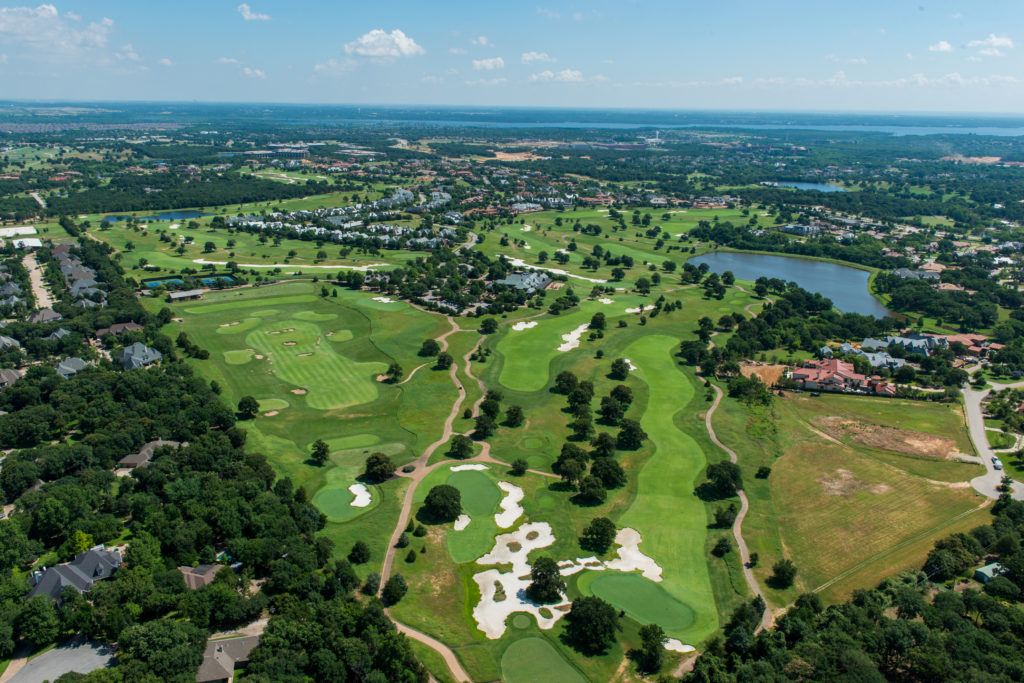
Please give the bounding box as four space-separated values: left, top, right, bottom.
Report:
555 249 569 255
521 225 533 231
454 514 472 531
511 320 538 331
451 463 489 471
283 341 296 346
263 410 278 417
372 296 394 303
625 307 645 314
504 256 607 284
523 244 531 249
291 388 307 395
605 527 662 581
598 298 614 304
558 556 608 577
473 522 567 638
624 359 638 371
664 639 695 653
494 482 525 528
254 354 264 360
169 223 180 229
348 484 371 507
557 324 590 352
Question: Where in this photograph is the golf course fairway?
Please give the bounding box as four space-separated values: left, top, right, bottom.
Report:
612 334 718 641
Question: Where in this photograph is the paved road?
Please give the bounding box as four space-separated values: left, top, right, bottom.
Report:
962 380 1024 501
22 253 53 309
3 640 115 683
29 193 45 209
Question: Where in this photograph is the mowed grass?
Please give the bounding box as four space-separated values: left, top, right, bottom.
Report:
500 637 587 683
612 334 718 642
584 573 696 632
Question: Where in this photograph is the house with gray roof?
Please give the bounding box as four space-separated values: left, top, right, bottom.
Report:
0 282 21 297
46 327 71 341
27 548 122 602
118 439 184 468
28 308 62 324
492 271 553 293
56 357 89 379
70 279 99 296
118 342 162 370
0 335 21 350
0 296 22 308
0 368 22 389
196 636 261 683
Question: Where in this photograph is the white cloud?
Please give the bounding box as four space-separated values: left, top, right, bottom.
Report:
473 56 504 70
464 77 507 86
530 68 584 82
420 74 442 84
537 7 560 19
521 51 554 64
906 52 914 60
471 35 490 47
115 43 140 62
217 57 240 64
158 57 173 66
313 58 357 76
448 47 467 54
237 3 270 21
967 34 1013 49
0 53 6 64
218 57 265 79
721 76 743 85
967 55 982 62
242 66 265 78
979 48 1004 56
928 40 953 52
344 29 424 58
0 5 114 64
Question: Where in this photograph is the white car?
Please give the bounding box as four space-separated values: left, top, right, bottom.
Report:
994 460 1004 470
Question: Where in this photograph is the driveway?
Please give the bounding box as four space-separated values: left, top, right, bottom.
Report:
4 640 115 683
962 382 1024 501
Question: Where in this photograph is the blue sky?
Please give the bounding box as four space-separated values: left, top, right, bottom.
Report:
0 1 1022 111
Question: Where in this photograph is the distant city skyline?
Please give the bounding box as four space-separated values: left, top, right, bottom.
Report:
0 1 1022 112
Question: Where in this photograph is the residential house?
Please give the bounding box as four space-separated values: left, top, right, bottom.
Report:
95 322 143 338
975 562 1007 584
0 368 22 389
195 636 261 683
179 564 222 590
891 268 940 281
117 439 184 469
27 547 122 602
792 358 895 396
0 335 20 350
56 357 89 379
492 271 552 293
46 328 71 341
118 342 163 370
28 308 62 324
167 289 204 302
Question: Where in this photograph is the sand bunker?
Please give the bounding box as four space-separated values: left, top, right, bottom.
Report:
297 352 313 357
523 244 531 249
625 307 645 314
290 388 307 395
511 321 538 331
624 359 638 371
664 639 695 653
254 354 264 360
372 296 395 303
816 417 958 459
557 324 590 352
454 514 472 531
168 223 180 230
218 321 241 327
263 410 278 417
473 523 567 638
521 225 532 231
171 318 183 322
605 528 663 581
598 298 613 304
348 484 371 507
283 341 296 346
451 463 489 472
558 557 607 577
495 482 525 529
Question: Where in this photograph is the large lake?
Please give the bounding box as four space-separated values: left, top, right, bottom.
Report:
774 181 847 192
689 251 892 318
102 210 213 222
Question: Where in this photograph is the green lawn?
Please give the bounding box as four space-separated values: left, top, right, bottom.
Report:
501 637 587 683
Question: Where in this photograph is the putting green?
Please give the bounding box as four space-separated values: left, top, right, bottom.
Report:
445 470 502 563
587 573 695 631
326 329 354 342
293 310 338 321
616 334 718 641
257 398 289 412
245 321 385 410
501 637 586 683
223 349 253 365
215 318 261 334
511 613 532 629
521 436 544 450
327 433 379 451
313 486 355 519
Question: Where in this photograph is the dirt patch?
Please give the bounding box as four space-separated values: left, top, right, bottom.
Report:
740 362 790 386
283 341 296 346
291 388 307 395
493 581 506 602
525 531 539 541
818 468 890 497
375 374 388 382
507 542 522 553
815 416 957 459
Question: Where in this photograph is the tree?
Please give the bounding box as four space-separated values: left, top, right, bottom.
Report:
348 541 371 564
386 363 403 383
560 459 584 487
580 517 617 554
591 458 626 489
479 318 498 334
436 352 453 369
510 458 528 476
769 558 798 588
364 452 396 482
419 339 440 356
564 596 619 655
554 370 579 394
578 475 607 504
447 435 473 459
712 537 732 557
634 623 665 674
755 466 771 479
381 574 408 606
505 405 524 427
117 619 206 681
238 395 259 419
589 312 606 330
617 419 647 450
635 277 651 295
311 439 329 466
717 314 736 331
526 556 566 603
706 461 743 496
610 358 631 380
16 596 59 646
713 503 737 528
473 414 497 440
423 485 462 522
610 384 633 406
598 396 624 425
480 398 501 420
